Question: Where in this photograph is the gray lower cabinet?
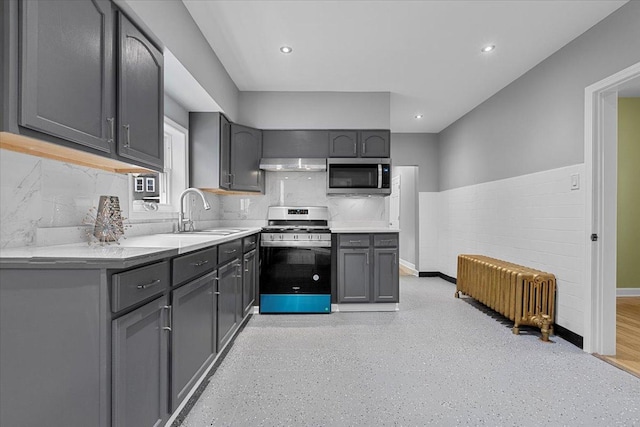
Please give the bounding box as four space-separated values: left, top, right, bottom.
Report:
242 248 257 316
171 270 217 411
338 248 371 302
19 0 115 153
337 233 399 304
217 259 240 351
112 295 170 427
230 123 263 192
117 12 164 170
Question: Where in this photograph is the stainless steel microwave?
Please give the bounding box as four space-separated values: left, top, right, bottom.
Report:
326 158 391 195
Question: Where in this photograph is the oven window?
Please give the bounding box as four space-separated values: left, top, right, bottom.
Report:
260 247 331 294
328 164 378 188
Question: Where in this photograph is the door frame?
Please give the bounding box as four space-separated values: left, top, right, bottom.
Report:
583 61 640 354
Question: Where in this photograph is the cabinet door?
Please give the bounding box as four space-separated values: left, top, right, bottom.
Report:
262 130 329 158
242 249 257 317
112 296 169 427
373 248 399 302
337 248 371 302
117 12 163 170
217 261 239 351
219 114 232 190
360 130 390 158
329 131 358 157
230 124 263 192
20 0 114 153
171 271 217 411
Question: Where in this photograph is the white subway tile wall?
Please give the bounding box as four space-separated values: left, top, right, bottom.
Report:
434 164 586 335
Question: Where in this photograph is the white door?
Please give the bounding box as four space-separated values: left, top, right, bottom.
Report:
390 175 400 229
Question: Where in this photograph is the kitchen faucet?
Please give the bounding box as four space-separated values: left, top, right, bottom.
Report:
178 188 211 232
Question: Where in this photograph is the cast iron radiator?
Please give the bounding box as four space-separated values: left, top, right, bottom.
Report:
455 255 556 341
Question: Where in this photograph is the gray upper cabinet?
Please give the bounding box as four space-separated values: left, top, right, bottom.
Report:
230 124 263 192
329 130 390 158
112 295 169 427
329 131 358 157
19 0 114 153
117 12 163 170
360 130 390 158
262 130 329 158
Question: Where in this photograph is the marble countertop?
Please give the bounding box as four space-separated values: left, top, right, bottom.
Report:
0 227 262 268
331 227 400 233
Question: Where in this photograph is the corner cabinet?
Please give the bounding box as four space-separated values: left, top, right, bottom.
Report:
189 113 264 193
337 233 399 304
117 12 164 170
329 130 390 158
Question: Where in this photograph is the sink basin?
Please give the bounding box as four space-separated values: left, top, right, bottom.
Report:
180 228 250 236
116 233 221 248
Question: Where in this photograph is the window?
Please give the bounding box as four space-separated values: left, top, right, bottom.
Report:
128 117 188 219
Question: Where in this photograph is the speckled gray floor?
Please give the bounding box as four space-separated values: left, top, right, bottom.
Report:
180 276 640 426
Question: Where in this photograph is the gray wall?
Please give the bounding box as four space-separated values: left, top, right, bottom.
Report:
117 0 239 121
396 166 417 266
438 0 640 191
164 94 189 130
238 92 390 129
391 133 439 192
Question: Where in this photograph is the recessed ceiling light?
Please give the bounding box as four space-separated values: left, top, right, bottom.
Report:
280 46 293 54
414 114 423 119
481 45 496 53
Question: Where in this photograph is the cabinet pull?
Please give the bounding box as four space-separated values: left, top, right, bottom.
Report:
123 124 131 148
244 258 249 272
352 142 357 155
380 239 393 244
224 249 237 254
393 253 397 265
214 291 221 295
190 260 209 267
106 117 115 143
366 252 369 265
136 279 160 289
362 142 366 154
163 305 172 332
349 240 362 244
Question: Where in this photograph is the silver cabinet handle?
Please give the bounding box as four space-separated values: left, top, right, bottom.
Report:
214 291 221 295
362 142 366 154
123 124 131 148
366 252 369 265
353 141 357 155
244 258 249 272
349 240 362 244
224 249 237 254
393 253 397 265
106 117 115 143
379 240 393 245
136 279 160 290
191 260 209 267
163 305 172 332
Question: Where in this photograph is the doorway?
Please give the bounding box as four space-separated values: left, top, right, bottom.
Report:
584 61 640 358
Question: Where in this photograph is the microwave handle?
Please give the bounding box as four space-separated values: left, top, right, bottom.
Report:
378 164 382 189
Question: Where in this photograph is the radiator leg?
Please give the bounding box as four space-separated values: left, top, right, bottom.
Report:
454 289 460 298
539 315 552 342
512 325 520 335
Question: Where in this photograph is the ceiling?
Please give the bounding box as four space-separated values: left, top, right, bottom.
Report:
182 0 627 133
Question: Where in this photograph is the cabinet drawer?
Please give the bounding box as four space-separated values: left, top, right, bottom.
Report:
374 234 398 248
338 234 370 248
243 234 257 253
172 246 218 286
218 239 242 265
112 261 170 312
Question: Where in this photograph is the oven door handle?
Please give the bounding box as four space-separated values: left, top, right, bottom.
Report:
260 241 331 248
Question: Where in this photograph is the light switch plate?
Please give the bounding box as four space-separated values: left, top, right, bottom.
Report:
571 173 580 190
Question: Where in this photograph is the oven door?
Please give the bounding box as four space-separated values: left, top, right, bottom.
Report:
259 244 332 313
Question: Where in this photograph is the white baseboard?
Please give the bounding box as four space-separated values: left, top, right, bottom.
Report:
332 303 399 312
399 259 418 276
617 288 640 297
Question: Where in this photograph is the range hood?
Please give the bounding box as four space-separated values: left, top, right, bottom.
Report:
259 158 326 172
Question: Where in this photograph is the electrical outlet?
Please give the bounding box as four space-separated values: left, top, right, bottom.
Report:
571 174 580 190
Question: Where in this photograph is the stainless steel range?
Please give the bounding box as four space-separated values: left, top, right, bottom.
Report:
259 206 332 313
